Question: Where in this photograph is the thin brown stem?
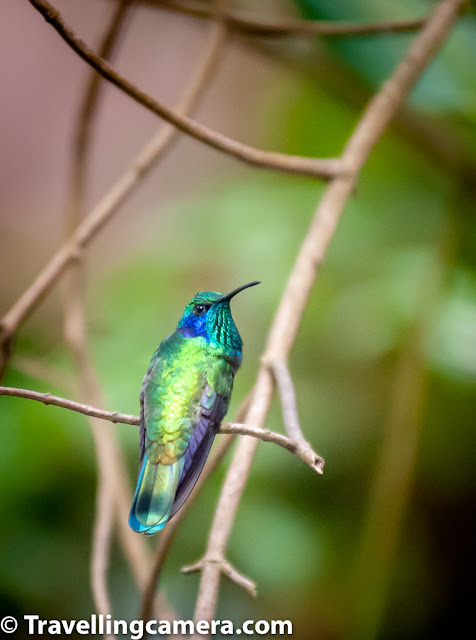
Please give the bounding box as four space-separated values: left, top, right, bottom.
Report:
26 0 342 180
222 423 324 474
245 38 476 186
189 1 465 635
0 386 139 421
141 0 427 38
266 358 304 442
0 386 323 470
265 358 323 472
0 335 12 382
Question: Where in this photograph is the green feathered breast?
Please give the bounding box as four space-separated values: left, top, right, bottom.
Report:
142 331 234 466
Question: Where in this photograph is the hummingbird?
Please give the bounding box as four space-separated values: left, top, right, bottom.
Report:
129 281 260 535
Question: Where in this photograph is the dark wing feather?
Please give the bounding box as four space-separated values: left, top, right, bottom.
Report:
139 354 157 471
169 384 227 518
139 388 146 469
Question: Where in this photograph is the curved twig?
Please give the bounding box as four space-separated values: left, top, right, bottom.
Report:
0 386 140 423
265 357 306 442
221 423 324 474
0 386 323 472
26 0 342 180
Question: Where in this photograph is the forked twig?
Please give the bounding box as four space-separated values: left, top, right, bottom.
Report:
182 557 257 598
263 357 323 473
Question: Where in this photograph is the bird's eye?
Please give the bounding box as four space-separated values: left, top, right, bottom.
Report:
193 303 209 316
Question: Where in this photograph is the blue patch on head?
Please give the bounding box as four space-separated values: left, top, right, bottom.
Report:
177 313 211 341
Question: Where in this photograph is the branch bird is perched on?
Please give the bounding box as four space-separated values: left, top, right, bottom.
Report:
129 282 260 535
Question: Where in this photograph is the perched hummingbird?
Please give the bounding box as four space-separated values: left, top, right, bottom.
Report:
129 281 259 535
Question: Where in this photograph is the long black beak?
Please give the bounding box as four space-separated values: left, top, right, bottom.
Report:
216 281 260 303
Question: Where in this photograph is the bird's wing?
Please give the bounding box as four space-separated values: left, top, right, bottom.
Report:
138 348 158 471
170 381 228 518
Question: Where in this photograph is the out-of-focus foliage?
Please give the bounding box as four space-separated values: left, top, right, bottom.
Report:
1 1 475 639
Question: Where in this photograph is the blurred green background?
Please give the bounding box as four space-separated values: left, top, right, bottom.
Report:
1 0 475 638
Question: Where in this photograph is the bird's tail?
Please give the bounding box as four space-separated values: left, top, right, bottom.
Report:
129 457 184 535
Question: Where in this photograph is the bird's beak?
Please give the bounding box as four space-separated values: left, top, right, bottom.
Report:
216 281 260 303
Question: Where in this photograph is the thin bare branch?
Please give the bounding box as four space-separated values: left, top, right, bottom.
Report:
245 37 476 187
26 0 342 180
264 358 324 472
190 1 466 634
266 357 304 442
0 8 227 375
141 0 426 38
222 423 324 474
0 386 323 471
0 386 140 423
74 373 137 625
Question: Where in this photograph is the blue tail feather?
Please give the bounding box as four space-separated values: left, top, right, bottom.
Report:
129 457 184 535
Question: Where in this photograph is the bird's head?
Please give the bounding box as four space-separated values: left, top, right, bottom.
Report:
177 281 260 354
